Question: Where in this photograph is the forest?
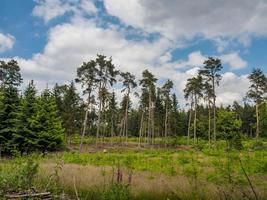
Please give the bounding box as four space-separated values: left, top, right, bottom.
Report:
0 56 267 200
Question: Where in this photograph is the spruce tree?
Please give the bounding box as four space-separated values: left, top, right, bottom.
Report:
0 60 22 154
14 80 38 153
31 89 65 152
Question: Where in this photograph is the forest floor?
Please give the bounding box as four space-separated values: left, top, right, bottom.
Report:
1 137 267 200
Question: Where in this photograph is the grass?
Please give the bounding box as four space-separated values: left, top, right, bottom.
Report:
0 137 267 199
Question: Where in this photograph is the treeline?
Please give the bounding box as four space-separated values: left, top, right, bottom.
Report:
0 55 267 154
0 60 64 155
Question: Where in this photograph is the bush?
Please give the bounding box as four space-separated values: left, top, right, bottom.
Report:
0 159 39 194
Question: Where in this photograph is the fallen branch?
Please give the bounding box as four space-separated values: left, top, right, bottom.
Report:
5 192 51 199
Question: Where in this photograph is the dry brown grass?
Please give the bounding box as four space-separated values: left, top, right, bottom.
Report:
39 162 217 196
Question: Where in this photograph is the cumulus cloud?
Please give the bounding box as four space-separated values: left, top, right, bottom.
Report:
103 0 267 48
217 72 249 105
220 53 247 70
32 0 97 23
1 1 253 107
0 33 15 53
6 17 171 90
174 51 206 69
173 51 247 70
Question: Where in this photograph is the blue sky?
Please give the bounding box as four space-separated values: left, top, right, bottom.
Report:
0 0 266 106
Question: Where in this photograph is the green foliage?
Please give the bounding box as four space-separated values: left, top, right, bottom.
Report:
0 159 39 193
217 109 243 150
31 89 65 152
101 183 130 200
0 60 22 155
259 102 267 137
54 82 84 137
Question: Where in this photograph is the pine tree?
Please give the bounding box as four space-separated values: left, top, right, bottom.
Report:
107 92 118 138
53 82 83 144
120 72 137 142
184 74 204 141
161 80 173 145
246 68 267 138
140 70 157 144
199 57 222 141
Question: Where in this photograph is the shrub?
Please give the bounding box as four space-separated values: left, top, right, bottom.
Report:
0 159 39 194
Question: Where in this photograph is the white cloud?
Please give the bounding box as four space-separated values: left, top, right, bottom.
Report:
80 0 97 14
220 53 247 70
4 17 171 90
0 33 15 53
217 72 249 105
2 1 252 107
103 0 267 48
32 0 97 23
178 51 206 68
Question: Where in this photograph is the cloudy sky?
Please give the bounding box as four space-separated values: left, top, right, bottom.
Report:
0 0 267 107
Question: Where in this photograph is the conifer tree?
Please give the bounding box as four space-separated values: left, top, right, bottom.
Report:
199 57 222 141
0 60 22 154
140 70 157 144
53 82 83 144
31 89 65 152
120 72 137 142
161 80 173 144
15 80 38 153
246 68 267 138
76 60 98 150
184 74 204 141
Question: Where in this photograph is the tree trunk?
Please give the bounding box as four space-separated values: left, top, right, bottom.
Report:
256 103 259 139
212 80 216 141
151 101 155 144
124 91 130 144
96 86 102 145
193 94 197 141
148 90 152 144
208 102 211 144
187 97 193 144
79 94 91 152
139 111 144 147
164 104 168 147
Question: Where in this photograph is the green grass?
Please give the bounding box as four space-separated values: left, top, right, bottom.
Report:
1 137 267 199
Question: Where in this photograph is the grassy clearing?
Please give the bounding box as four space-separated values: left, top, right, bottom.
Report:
1 138 267 199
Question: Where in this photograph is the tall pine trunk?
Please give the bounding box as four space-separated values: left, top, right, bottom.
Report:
148 90 152 144
212 80 216 141
79 94 90 152
139 111 144 147
256 103 259 139
124 93 129 144
151 101 155 144
164 103 168 146
193 94 197 141
96 86 102 145
187 97 193 144
208 102 211 144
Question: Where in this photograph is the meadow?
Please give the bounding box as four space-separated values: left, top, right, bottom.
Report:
1 137 267 200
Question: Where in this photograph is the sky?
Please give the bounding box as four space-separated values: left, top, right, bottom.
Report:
0 0 267 107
